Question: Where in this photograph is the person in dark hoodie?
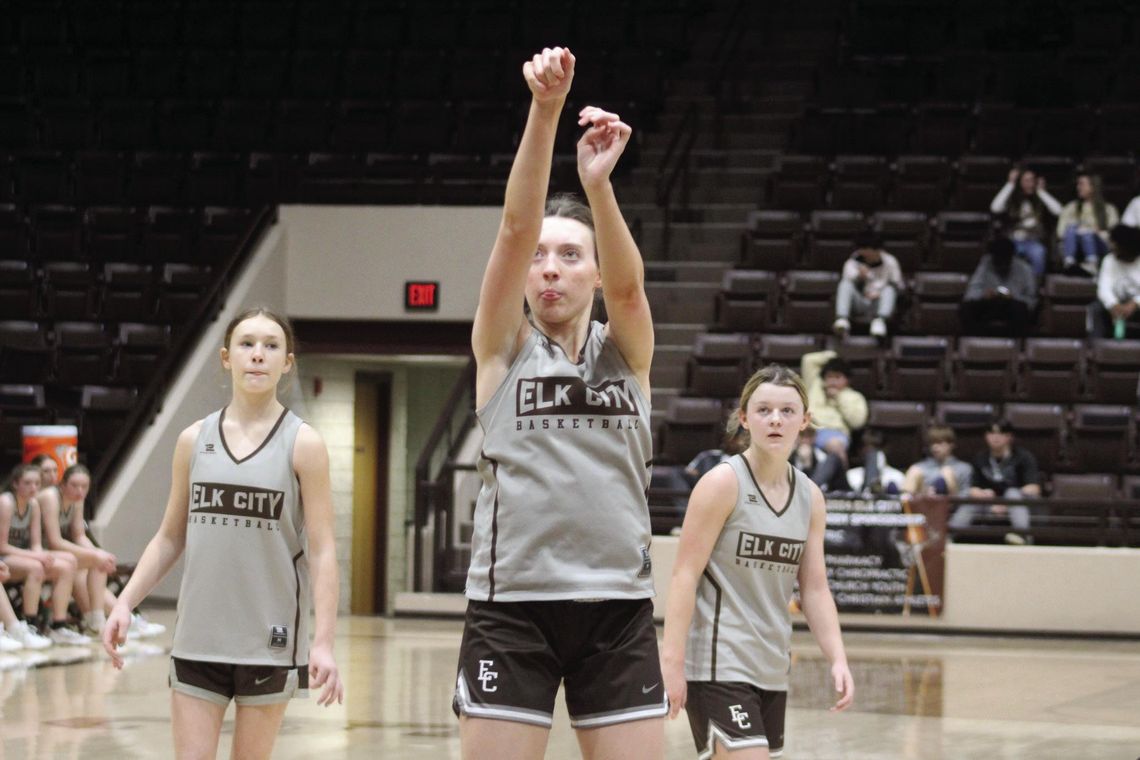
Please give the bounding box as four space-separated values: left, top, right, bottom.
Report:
959 236 1038 336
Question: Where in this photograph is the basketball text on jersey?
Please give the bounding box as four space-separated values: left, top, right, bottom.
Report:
735 531 805 573
188 481 285 532
515 376 640 417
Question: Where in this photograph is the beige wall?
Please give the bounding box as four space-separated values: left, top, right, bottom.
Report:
281 205 500 321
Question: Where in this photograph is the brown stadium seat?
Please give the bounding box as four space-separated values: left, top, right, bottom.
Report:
741 209 803 271
889 336 950 400
872 210 928 273
935 401 998 465
1068 405 1134 474
1003 403 1065 476
806 210 866 270
890 155 951 214
782 270 839 333
930 211 990 273
867 400 929 467
1021 338 1085 403
835 336 883 396
686 333 753 399
1041 276 1097 338
955 336 1018 401
1087 340 1140 405
716 270 779 332
756 334 824 367
768 155 827 213
56 321 113 385
831 155 888 214
953 155 1011 211
0 259 38 320
649 345 690 391
658 397 728 465
0 320 53 383
644 282 720 325
1051 473 1118 500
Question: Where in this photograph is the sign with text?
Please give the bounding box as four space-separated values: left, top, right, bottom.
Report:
812 496 948 617
404 281 439 311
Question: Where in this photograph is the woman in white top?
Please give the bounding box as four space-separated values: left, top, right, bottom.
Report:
1057 173 1120 275
990 166 1062 276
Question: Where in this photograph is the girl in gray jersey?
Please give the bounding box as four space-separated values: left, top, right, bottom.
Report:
0 463 88 645
455 47 664 759
101 308 343 760
663 365 855 759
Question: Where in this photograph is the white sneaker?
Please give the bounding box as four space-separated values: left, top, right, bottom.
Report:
832 317 851 337
48 625 92 646
870 317 887 337
129 613 166 639
0 653 22 670
0 624 24 652
9 621 52 649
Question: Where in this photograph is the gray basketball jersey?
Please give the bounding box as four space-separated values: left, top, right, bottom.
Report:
58 490 79 534
466 322 655 602
685 456 814 691
172 408 311 667
6 502 32 549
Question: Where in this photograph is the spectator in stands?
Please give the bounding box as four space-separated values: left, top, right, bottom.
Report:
1 559 52 650
1057 173 1119 276
844 430 903 495
953 419 1040 545
1122 191 1140 228
1088 224 1140 339
800 350 868 468
0 464 90 645
832 231 904 339
990 166 1062 277
791 428 850 493
960 236 1037 337
683 428 747 487
902 424 972 497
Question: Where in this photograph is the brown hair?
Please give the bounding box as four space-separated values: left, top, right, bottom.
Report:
727 364 810 441
925 425 956 445
545 193 594 232
223 307 296 354
1 463 40 496
61 464 91 485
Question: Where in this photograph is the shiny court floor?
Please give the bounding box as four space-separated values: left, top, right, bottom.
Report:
2 610 1139 759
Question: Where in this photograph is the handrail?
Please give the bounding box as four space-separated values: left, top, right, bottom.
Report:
412 356 477 591
653 101 699 259
90 206 276 507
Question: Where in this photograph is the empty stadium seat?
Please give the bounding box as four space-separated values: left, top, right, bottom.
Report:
56 321 112 385
934 401 998 465
1041 276 1097 338
42 261 96 320
116 322 170 385
0 320 52 383
0 259 37 319
955 336 1018 400
686 333 753 398
806 210 865 270
909 272 968 335
834 336 882 396
741 210 802 270
931 211 990 273
1087 339 1140 405
891 155 951 214
1051 473 1117 500
782 270 838 333
658 397 727 465
889 336 950 400
830 155 888 213
1068 404 1134 474
867 400 929 467
715 270 778 332
872 211 927 273
1003 402 1065 476
1021 338 1084 403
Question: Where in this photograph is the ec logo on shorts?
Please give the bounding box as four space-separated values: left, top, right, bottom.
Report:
729 704 751 730
477 659 499 693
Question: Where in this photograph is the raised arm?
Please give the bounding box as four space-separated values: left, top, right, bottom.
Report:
103 422 198 666
797 485 854 712
472 47 575 401
661 464 737 718
577 105 654 387
294 424 344 707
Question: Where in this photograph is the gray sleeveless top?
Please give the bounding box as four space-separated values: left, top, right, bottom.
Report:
685 456 814 691
58 490 80 535
466 322 655 602
7 501 33 549
172 408 311 667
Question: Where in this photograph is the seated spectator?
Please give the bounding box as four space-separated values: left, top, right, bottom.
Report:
800 350 868 465
683 428 747 487
1088 224 1140 339
960 237 1038 337
902 424 972 497
990 166 1062 277
790 428 849 493
1057 173 1119 276
832 231 904 339
951 419 1040 545
844 430 904 495
1121 191 1140 228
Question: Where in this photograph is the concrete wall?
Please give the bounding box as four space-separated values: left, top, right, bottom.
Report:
281 205 499 321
